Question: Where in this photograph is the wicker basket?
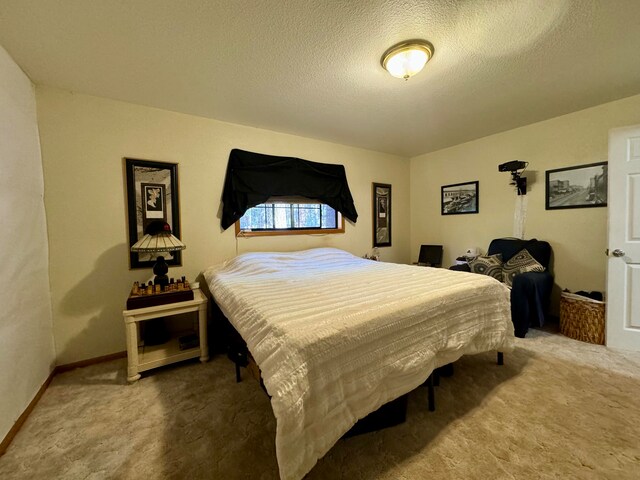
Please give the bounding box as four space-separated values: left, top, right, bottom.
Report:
559 292 605 345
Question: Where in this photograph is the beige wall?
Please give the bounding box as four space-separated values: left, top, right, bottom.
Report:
410 93 640 309
36 86 410 364
0 47 55 441
36 85 640 364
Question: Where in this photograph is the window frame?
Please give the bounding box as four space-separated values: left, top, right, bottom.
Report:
235 201 345 237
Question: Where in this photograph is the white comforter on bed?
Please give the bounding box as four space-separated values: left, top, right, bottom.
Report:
204 248 514 480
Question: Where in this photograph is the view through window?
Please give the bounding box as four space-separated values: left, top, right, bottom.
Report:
239 201 338 231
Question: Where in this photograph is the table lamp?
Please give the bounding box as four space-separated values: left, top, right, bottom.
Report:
130 220 186 287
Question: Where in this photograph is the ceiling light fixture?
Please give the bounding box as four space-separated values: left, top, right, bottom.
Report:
381 39 434 80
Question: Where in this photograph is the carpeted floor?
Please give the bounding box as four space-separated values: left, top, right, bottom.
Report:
1 327 640 480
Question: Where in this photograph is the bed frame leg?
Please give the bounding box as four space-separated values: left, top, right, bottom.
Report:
235 362 241 382
497 352 504 366
427 374 435 412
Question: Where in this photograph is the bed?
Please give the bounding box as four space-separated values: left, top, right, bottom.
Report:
203 247 514 480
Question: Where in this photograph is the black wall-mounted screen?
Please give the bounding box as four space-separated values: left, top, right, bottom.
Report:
418 245 443 267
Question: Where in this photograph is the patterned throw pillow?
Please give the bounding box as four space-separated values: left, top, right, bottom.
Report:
469 254 504 281
502 249 545 287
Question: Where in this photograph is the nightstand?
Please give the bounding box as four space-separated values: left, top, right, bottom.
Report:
123 288 208 382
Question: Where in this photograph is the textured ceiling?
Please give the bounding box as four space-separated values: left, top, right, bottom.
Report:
1 0 640 157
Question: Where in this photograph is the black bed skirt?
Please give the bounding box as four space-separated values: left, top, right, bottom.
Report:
344 394 408 437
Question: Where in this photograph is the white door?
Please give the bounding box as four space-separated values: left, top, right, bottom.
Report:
606 125 640 350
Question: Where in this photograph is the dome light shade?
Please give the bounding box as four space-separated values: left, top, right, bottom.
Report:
381 40 434 80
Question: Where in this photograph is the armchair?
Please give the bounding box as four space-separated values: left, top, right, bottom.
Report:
450 238 553 338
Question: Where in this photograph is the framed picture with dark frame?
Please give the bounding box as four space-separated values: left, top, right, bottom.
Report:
372 183 391 247
545 162 608 210
441 181 479 215
125 158 182 269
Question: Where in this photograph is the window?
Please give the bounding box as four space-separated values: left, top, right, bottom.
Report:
236 198 344 236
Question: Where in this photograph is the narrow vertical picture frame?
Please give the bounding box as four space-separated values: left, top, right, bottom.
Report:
372 182 391 247
125 158 182 269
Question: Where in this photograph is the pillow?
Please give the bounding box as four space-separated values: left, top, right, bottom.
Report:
502 249 545 287
469 254 504 281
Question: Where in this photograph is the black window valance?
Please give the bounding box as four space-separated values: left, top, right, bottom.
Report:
221 149 358 230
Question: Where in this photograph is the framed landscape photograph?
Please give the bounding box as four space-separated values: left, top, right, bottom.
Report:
125 158 182 269
372 183 391 247
545 162 607 210
441 181 479 215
